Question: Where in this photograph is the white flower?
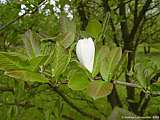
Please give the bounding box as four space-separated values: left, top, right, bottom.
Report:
21 4 27 9
76 37 95 73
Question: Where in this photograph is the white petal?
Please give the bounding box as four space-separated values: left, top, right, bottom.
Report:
76 38 95 73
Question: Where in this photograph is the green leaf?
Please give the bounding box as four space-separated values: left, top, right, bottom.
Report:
150 83 160 92
113 51 128 79
100 47 122 82
23 30 40 58
43 48 55 66
5 70 48 83
135 64 148 89
86 19 102 38
60 16 76 33
52 43 71 79
135 62 156 89
68 69 90 90
59 17 76 48
29 56 48 71
0 52 30 71
92 45 109 77
59 32 75 48
87 80 113 100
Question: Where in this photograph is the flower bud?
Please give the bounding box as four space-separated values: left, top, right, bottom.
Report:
76 37 95 73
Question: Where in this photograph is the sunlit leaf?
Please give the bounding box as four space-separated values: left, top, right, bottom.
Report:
29 56 48 71
0 52 30 71
86 19 102 38
5 70 48 83
52 43 71 78
68 69 89 90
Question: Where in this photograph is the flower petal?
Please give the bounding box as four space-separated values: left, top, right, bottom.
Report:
76 38 95 73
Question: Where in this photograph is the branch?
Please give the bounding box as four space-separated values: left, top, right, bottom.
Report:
62 115 74 120
0 85 14 92
113 80 142 89
128 0 152 42
48 83 100 120
119 0 130 49
68 96 108 118
134 0 138 24
114 0 134 11
103 0 120 47
0 0 47 31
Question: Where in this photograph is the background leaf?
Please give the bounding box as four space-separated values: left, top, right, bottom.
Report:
86 19 102 38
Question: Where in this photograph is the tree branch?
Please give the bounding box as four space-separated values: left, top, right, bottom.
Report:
0 0 47 31
128 0 152 42
103 0 120 47
48 83 100 120
0 85 14 92
134 0 138 24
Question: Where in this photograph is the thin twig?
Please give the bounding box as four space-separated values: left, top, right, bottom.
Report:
113 80 142 89
0 0 47 31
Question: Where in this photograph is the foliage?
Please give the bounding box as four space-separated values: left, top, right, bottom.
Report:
0 0 160 119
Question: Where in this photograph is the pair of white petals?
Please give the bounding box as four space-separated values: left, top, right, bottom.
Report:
76 37 95 73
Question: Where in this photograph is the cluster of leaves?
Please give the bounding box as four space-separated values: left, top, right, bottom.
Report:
0 0 160 119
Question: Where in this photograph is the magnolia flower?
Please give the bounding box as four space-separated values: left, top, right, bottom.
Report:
76 37 95 73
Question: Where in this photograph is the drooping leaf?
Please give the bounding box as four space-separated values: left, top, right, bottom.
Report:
23 30 40 58
5 70 48 83
100 47 122 82
0 52 30 71
86 80 113 100
68 68 90 90
86 19 102 38
52 43 71 78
